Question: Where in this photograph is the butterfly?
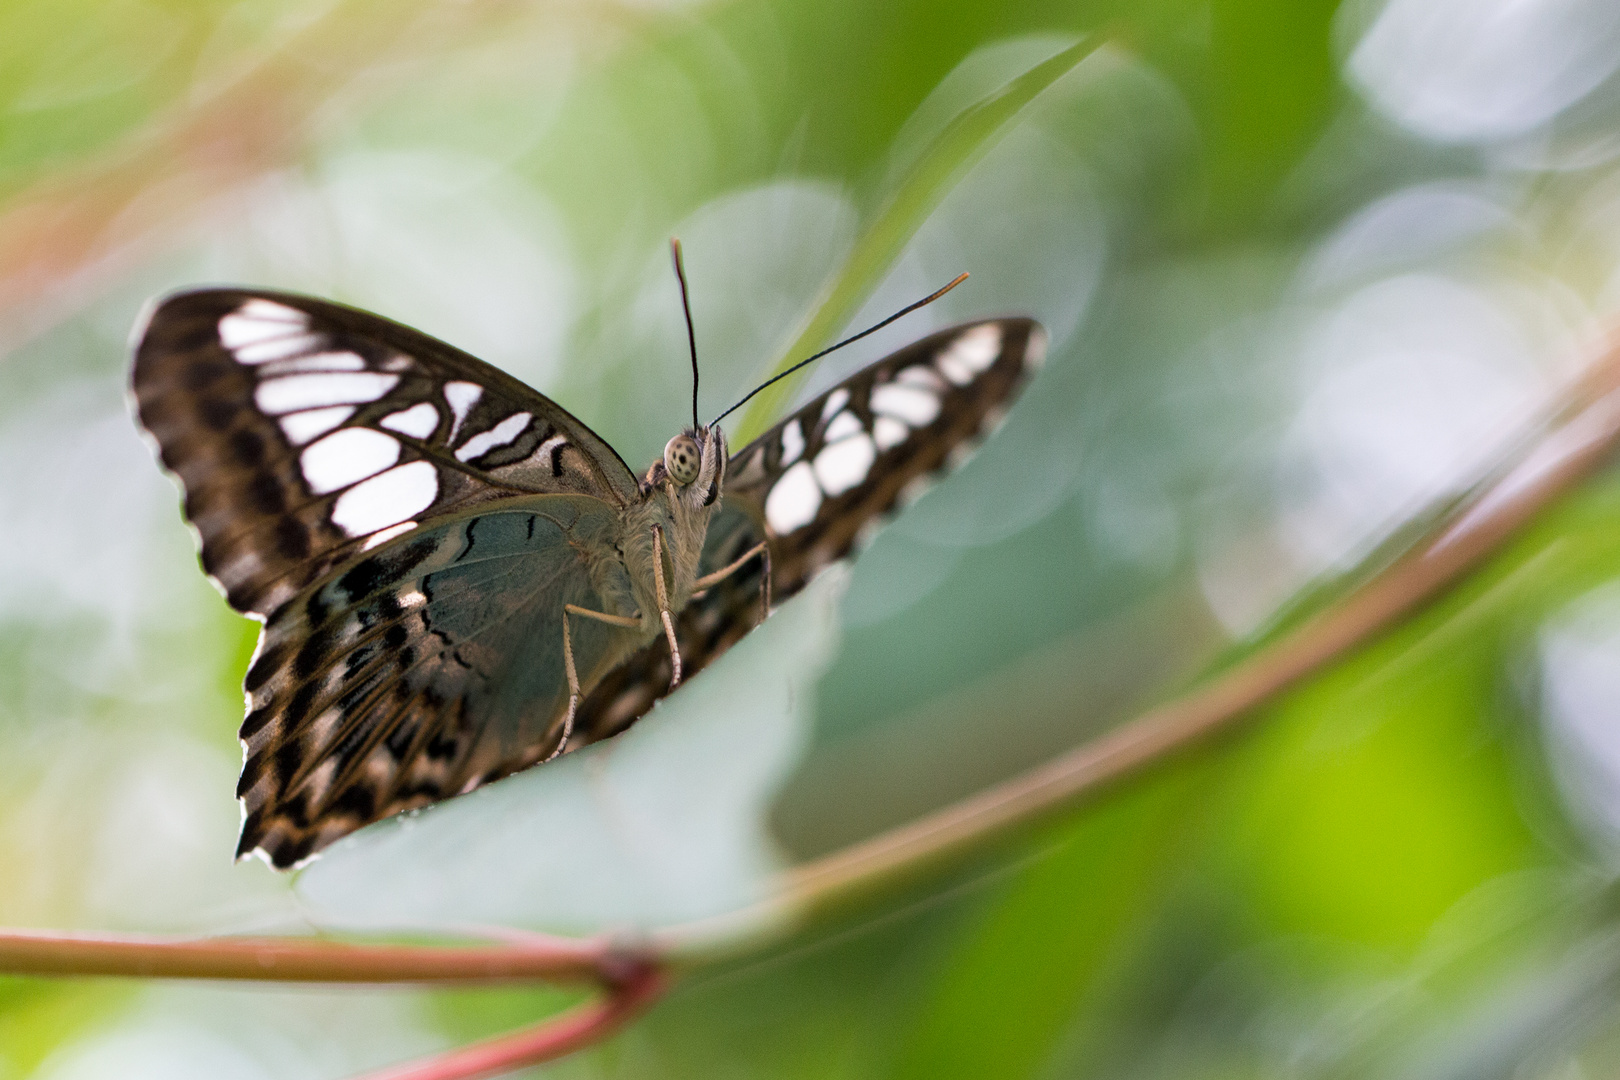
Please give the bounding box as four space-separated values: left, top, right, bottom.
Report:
132 271 1044 868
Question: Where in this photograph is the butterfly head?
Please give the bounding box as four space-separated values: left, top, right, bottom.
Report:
649 424 727 506
664 432 701 485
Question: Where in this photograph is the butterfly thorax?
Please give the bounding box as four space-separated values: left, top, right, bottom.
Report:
617 424 728 627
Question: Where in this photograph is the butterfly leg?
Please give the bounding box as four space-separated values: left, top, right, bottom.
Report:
693 541 772 622
559 603 642 759
650 525 683 688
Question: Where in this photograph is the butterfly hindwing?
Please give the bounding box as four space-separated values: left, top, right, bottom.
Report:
236 496 638 867
132 288 639 619
571 318 1045 744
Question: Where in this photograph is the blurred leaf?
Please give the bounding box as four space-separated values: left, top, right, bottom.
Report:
428 984 583 1050
736 36 1105 441
890 772 1202 1080
0 978 134 1078
1205 0 1343 230
1220 466 1620 951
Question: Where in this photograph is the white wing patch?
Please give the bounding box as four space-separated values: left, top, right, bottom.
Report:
821 388 850 420
444 381 483 441
259 350 367 375
897 365 944 389
780 420 805 465
935 324 1002 386
873 415 908 450
766 460 823 533
456 411 532 462
331 461 439 537
813 433 875 495
234 333 325 365
279 405 355 445
871 382 940 426
380 403 440 439
362 521 420 550
300 428 401 495
254 372 399 414
824 410 863 442
218 300 307 354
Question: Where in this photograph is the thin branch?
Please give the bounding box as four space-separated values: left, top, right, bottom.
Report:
0 927 626 985
758 334 1620 916
351 964 667 1080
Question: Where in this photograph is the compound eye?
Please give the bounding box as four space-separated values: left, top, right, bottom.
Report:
663 434 701 485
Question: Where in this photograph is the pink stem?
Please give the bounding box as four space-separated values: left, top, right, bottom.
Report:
0 928 616 984
352 965 669 1080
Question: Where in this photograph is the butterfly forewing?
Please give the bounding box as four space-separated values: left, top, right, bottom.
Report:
133 288 638 618
571 317 1045 745
725 317 1045 592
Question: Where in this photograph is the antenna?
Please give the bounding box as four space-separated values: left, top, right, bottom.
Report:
670 238 700 431
710 272 968 427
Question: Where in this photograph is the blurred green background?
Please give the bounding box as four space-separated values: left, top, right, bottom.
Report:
5 0 1620 1076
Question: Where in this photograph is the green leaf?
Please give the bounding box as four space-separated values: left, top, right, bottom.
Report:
734 36 1107 442
0 978 135 1078
889 773 1203 1080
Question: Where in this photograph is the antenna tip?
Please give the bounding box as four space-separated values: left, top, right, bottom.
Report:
921 271 970 307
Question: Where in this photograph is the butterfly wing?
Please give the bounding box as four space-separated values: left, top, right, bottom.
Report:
133 289 645 866
573 318 1046 744
133 288 639 618
237 497 640 867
